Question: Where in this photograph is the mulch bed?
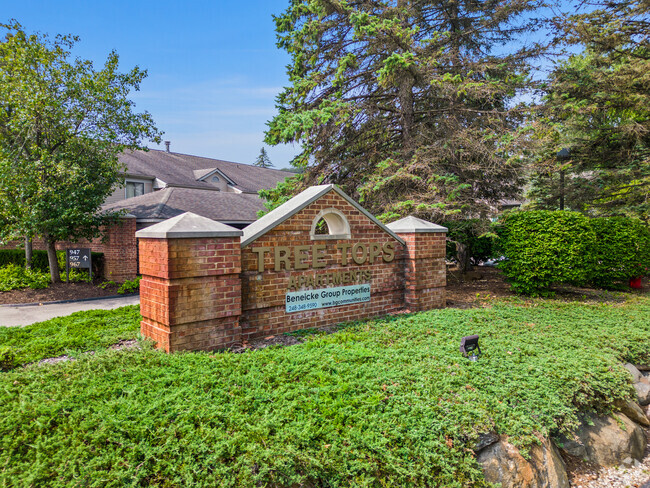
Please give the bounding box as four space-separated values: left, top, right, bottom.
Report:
0 280 123 305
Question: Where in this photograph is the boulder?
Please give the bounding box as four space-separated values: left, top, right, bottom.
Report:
477 437 570 488
615 399 650 427
624 363 643 383
634 382 650 406
567 413 645 466
554 433 587 459
474 432 499 452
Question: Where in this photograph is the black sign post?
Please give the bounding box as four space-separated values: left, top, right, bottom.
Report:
66 248 92 282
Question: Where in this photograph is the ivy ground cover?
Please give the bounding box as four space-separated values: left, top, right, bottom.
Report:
1 298 648 487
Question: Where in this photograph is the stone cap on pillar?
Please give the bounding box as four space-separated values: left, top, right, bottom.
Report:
135 212 243 239
386 216 448 233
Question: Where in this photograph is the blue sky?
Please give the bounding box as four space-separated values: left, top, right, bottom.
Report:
2 0 299 168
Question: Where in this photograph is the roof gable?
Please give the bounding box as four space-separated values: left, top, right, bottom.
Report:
241 184 405 248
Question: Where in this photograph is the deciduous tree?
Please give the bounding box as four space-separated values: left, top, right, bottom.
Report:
0 22 161 282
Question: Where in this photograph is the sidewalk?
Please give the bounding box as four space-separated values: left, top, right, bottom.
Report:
0 295 140 327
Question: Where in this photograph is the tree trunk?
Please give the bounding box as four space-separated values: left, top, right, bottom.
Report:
24 235 33 269
44 235 61 283
456 241 472 273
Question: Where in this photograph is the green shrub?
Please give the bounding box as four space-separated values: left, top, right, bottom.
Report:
498 210 596 295
589 217 650 288
0 249 104 278
0 264 51 291
117 276 140 294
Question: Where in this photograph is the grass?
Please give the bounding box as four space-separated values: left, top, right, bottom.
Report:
0 297 648 487
0 305 141 367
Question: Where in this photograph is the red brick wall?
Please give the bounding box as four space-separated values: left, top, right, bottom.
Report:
398 232 446 311
0 217 137 282
139 237 242 352
240 192 406 341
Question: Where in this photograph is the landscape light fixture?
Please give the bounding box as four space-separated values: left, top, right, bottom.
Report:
460 335 481 361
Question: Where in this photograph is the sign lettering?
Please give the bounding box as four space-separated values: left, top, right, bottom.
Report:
285 284 371 313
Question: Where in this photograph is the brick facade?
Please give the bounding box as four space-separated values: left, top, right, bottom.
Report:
139 236 242 352
240 192 405 340
0 217 138 282
137 186 447 353
397 232 447 312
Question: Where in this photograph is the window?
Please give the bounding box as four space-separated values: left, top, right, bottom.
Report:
126 181 145 199
212 175 220 183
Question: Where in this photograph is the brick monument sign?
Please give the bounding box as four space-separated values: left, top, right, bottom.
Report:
137 185 447 352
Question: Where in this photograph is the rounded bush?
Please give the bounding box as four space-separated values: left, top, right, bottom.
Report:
590 217 650 288
498 211 596 295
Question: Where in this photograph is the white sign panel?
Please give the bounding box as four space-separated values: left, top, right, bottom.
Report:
286 284 371 313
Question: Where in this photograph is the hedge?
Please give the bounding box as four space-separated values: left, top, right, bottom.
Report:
498 211 650 295
0 249 104 278
497 211 597 296
590 217 650 288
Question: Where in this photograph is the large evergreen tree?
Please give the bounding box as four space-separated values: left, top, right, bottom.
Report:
265 0 544 223
528 0 649 220
0 22 161 282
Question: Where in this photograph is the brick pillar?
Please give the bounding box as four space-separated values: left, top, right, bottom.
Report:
387 216 447 312
103 215 137 282
136 212 243 353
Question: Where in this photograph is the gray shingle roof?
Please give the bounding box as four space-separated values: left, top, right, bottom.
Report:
102 187 266 223
119 149 294 193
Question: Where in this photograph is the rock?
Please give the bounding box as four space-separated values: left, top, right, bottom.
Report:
554 433 587 459
569 413 645 466
634 382 650 406
474 432 499 452
477 437 570 488
624 363 643 383
615 398 650 427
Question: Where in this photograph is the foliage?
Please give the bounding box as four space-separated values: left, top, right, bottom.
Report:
98 280 117 290
444 220 498 266
257 172 303 216
265 0 543 225
497 211 597 295
0 305 140 366
590 217 650 288
118 276 141 294
0 249 104 277
253 147 273 168
0 249 48 270
0 347 14 372
0 21 161 282
529 0 650 221
0 263 51 291
0 298 648 487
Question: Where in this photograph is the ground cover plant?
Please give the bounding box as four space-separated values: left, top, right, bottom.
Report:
1 297 648 487
0 305 140 368
0 263 50 292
